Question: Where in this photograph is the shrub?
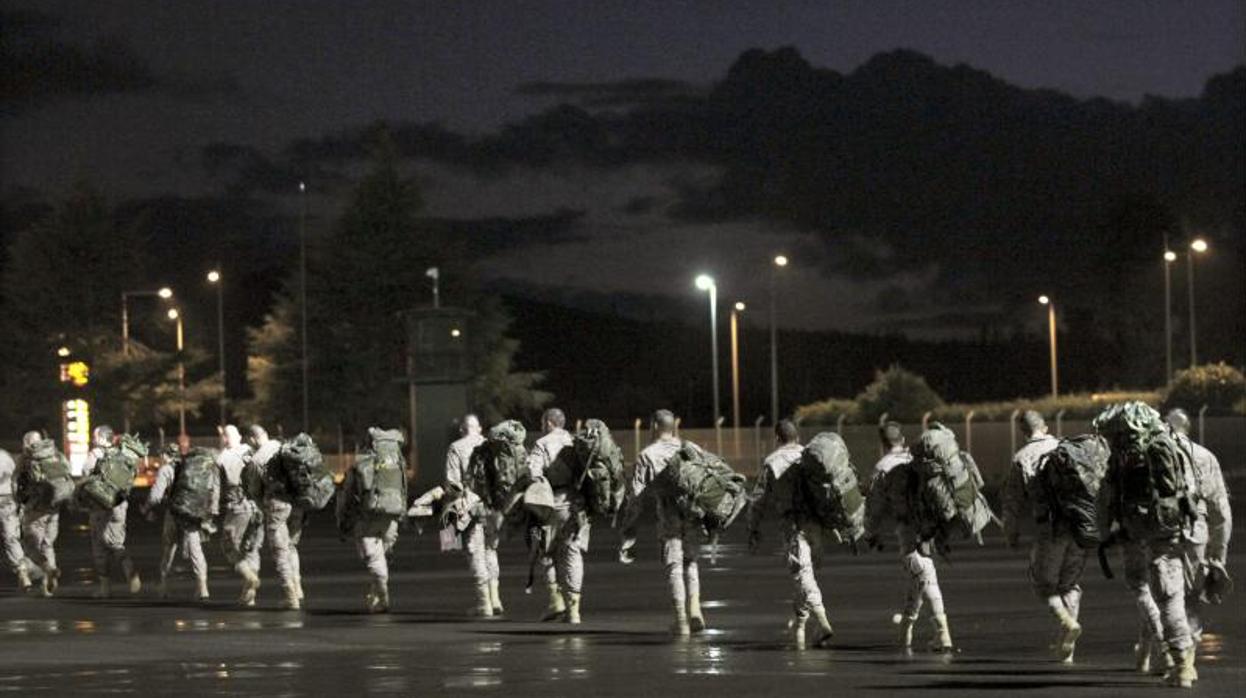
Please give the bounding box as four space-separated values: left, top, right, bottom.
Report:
1163 363 1246 414
855 365 944 423
793 398 859 426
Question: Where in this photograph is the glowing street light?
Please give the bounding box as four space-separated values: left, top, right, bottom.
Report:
730 301 746 456
167 308 186 437
1187 237 1209 367
694 274 720 430
769 254 788 424
120 286 174 431
206 268 227 426
1038 295 1057 399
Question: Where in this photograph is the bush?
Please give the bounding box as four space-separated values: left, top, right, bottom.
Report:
855 365 944 423
931 391 1161 422
1163 362 1246 414
793 398 859 426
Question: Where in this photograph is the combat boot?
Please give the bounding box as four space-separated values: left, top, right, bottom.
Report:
894 613 917 652
810 605 835 648
122 558 142 595
540 582 566 622
93 578 112 599
46 566 60 594
1164 646 1196 688
489 579 505 616
367 577 390 614
565 592 582 625
294 575 305 601
470 582 494 618
1133 638 1153 675
279 583 301 610
238 564 260 607
788 614 807 649
929 613 954 652
1052 607 1081 663
16 563 32 592
671 601 691 637
194 577 210 601
687 593 706 634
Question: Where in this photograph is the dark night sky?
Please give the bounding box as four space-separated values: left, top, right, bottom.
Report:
2 1 1243 341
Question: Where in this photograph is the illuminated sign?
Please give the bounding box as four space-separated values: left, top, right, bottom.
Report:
59 361 90 387
63 399 90 475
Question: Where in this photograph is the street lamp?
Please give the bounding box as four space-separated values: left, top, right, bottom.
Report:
1187 237 1209 367
730 301 745 457
167 308 186 437
206 268 225 427
769 254 788 425
695 274 719 430
1163 249 1177 382
120 286 174 431
298 180 310 432
1038 295 1058 399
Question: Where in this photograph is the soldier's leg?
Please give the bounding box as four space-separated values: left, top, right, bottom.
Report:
104 502 140 594
1051 533 1087 662
463 520 493 616
1151 540 1195 687
181 524 209 599
558 519 589 624
485 512 503 613
1183 540 1207 642
23 511 60 594
683 534 704 632
288 507 305 599
1 501 31 589
1122 538 1165 673
1030 531 1079 656
88 509 112 595
662 535 690 635
265 500 300 608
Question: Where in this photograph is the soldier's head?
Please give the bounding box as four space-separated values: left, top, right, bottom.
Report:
1020 410 1048 438
775 420 799 446
651 409 677 437
879 421 905 450
1166 408 1191 436
461 414 482 437
222 424 243 449
176 433 191 455
21 430 43 450
247 425 270 448
92 425 115 448
541 408 566 434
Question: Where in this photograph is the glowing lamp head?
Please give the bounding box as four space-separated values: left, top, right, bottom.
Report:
207 270 221 283
1164 250 1177 263
773 255 789 267
167 308 180 320
1038 295 1050 306
450 328 462 338
694 274 715 291
1190 238 1208 253
298 181 306 193
56 346 71 358
733 301 746 311
157 287 173 299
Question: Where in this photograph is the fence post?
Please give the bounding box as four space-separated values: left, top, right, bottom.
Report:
836 413 847 435
1198 404 1209 444
754 415 765 475
921 411 932 430
575 419 583 434
337 422 346 476
1055 409 1066 438
633 418 642 462
674 417 681 438
878 412 889 458
715 416 725 456
1009 409 1020 456
157 426 166 452
964 410 976 452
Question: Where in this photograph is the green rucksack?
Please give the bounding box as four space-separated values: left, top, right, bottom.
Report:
1094 402 1198 539
21 439 74 511
910 423 994 543
170 448 220 522
279 433 334 511
1034 434 1110 549
77 435 147 511
798 432 866 543
467 420 527 511
357 431 408 517
573 419 626 518
657 441 748 533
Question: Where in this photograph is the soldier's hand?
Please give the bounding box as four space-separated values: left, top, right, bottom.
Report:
618 537 637 565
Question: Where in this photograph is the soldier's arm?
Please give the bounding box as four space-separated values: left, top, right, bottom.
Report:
444 447 465 495
863 468 890 542
525 444 547 482
148 465 173 507
1204 452 1232 562
1001 458 1027 545
746 465 772 538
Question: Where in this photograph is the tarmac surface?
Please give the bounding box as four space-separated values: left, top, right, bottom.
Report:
2 508 1243 696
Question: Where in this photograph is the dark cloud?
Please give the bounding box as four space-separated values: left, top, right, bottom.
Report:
516 78 703 109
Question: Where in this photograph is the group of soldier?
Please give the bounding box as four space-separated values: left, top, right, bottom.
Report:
0 401 1233 690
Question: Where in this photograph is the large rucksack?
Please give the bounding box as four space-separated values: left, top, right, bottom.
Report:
355 432 408 517
573 419 626 518
467 420 527 511
1034 434 1110 548
909 423 993 543
798 432 866 543
21 439 74 511
656 441 748 533
77 435 148 511
279 433 334 511
170 448 220 522
1093 402 1198 539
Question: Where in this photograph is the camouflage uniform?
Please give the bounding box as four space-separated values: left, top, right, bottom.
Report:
527 428 589 615
0 450 34 589
444 432 502 612
219 444 263 602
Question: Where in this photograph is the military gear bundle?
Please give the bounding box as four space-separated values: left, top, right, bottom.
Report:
341 430 408 525
76 435 147 510
170 448 220 522
798 432 866 543
1034 434 1110 548
1093 402 1198 539
656 441 748 532
467 420 527 511
909 424 993 543
278 433 334 511
573 419 626 517
21 439 74 511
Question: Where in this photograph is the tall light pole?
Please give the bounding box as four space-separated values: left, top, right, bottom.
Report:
730 301 745 457
1163 249 1176 382
695 274 719 430
167 308 186 437
770 254 788 424
1187 237 1209 368
298 181 309 432
207 269 225 427
120 286 173 432
1038 295 1058 399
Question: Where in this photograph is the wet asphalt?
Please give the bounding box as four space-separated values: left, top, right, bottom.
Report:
2 509 1243 696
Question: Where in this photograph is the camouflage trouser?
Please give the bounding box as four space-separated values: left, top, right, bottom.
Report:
160 512 208 582
1122 537 1193 652
89 502 133 578
660 519 701 605
1183 540 1208 641
897 524 943 620
221 502 264 576
465 510 502 585
355 517 399 581
543 507 591 595
787 522 826 618
0 497 29 578
21 509 60 574
1029 528 1086 620
265 499 305 589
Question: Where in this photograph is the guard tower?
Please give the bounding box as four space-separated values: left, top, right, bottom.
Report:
402 306 474 492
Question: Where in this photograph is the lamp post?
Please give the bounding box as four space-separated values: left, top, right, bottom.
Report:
1187 237 1209 368
298 181 310 432
207 269 225 426
695 274 720 430
1163 249 1176 382
770 254 788 424
167 308 186 437
730 301 745 457
1038 295 1058 399
120 286 173 431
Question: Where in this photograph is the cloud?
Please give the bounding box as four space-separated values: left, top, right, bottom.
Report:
515 78 703 109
